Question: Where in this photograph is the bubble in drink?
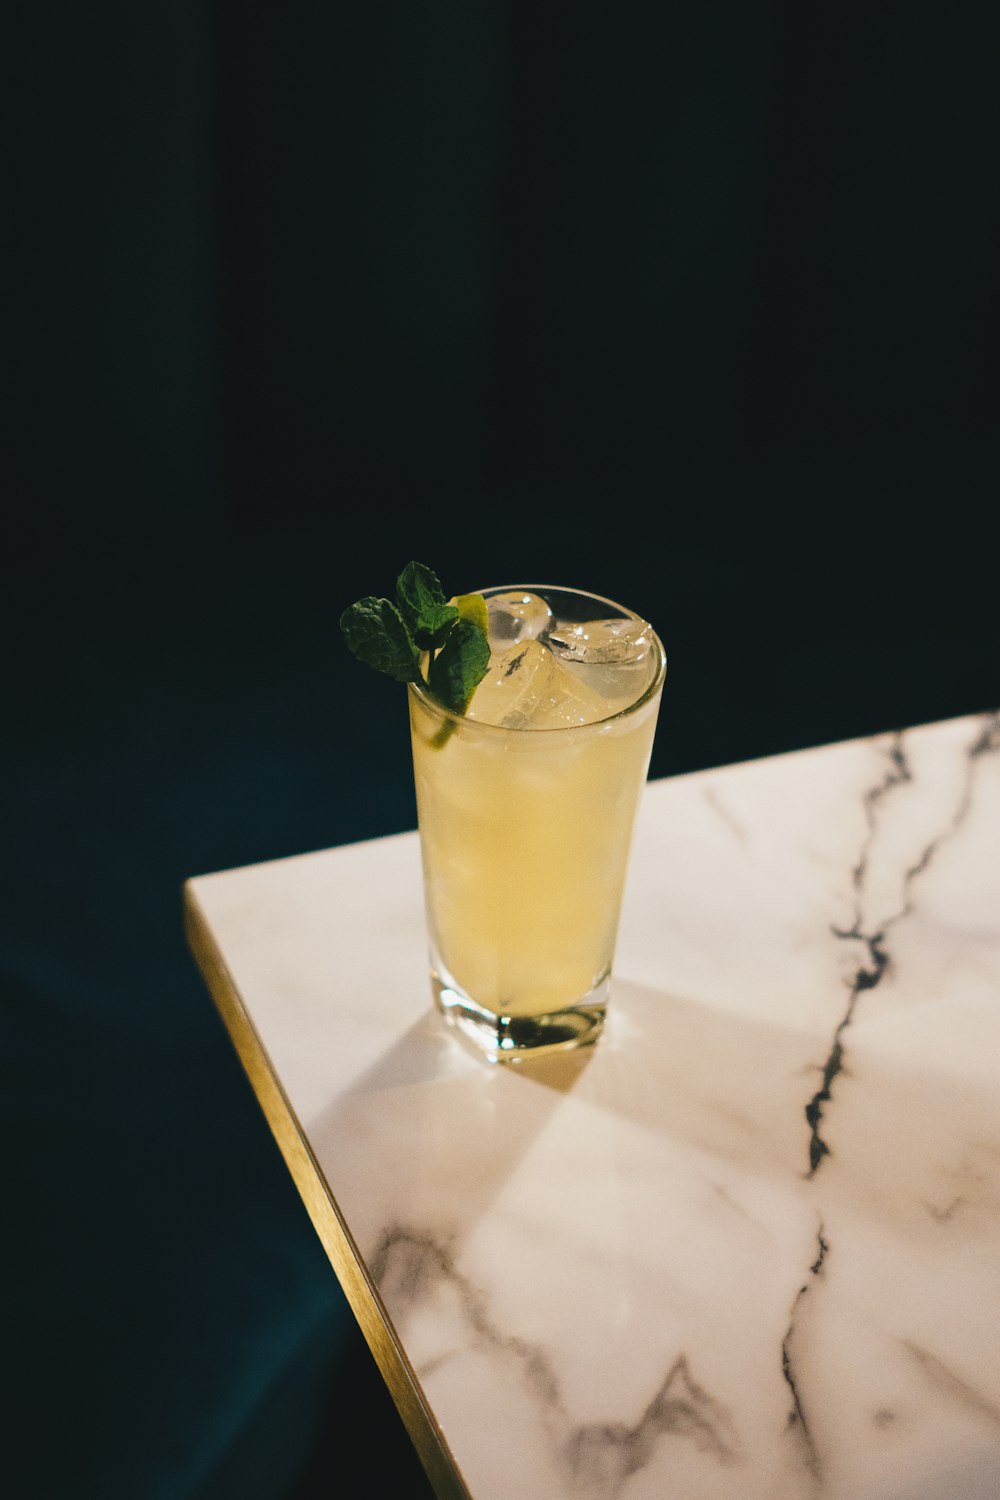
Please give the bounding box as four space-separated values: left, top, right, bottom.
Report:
467 639 617 730
546 617 652 665
485 591 553 652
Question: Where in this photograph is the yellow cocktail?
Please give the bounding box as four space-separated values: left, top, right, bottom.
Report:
408 585 665 1061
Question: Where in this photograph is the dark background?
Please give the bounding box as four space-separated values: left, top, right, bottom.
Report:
11 4 999 1497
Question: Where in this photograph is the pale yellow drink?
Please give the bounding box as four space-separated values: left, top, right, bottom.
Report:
408 585 665 1060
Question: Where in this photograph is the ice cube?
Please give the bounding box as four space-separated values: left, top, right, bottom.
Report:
485 590 554 652
546 617 652 665
467 639 558 728
467 639 624 730
547 617 656 707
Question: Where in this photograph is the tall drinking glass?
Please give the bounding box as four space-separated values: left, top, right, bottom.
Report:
408 584 665 1063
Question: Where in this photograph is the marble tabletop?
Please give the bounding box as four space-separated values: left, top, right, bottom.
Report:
184 709 1000 1500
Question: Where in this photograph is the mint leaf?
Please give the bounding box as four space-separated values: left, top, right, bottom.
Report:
340 597 422 683
427 617 491 714
396 561 459 649
341 562 491 731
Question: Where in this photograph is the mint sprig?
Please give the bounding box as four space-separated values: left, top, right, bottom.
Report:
396 561 459 649
340 562 490 717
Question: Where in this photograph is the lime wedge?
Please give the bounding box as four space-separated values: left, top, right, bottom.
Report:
451 592 489 640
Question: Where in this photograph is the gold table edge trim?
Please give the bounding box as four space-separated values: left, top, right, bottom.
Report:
183 881 471 1500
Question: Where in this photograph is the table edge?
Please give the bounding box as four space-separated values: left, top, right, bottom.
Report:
182 881 471 1500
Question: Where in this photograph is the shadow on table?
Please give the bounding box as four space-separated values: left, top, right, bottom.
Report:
308 1007 587 1241
312 975 1000 1258
524 977 1000 1243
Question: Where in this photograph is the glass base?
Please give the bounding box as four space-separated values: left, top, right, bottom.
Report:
431 959 608 1064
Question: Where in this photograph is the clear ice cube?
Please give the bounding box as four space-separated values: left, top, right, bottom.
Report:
546 617 655 707
485 590 554 652
546 617 652 664
467 639 624 730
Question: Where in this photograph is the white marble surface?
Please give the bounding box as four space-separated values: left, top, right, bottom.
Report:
188 711 1000 1499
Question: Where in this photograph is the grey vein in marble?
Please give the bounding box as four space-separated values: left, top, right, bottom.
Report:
373 1224 740 1497
372 1226 565 1418
902 1341 1000 1433
780 1221 829 1483
805 714 1000 1177
566 1356 740 1497
702 784 748 847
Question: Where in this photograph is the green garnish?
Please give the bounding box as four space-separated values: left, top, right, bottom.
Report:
395 560 459 649
339 595 422 683
340 561 490 716
427 618 490 712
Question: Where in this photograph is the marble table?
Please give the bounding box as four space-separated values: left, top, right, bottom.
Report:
184 709 1000 1500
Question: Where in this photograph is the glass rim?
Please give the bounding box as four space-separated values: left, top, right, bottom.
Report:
408 583 667 734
